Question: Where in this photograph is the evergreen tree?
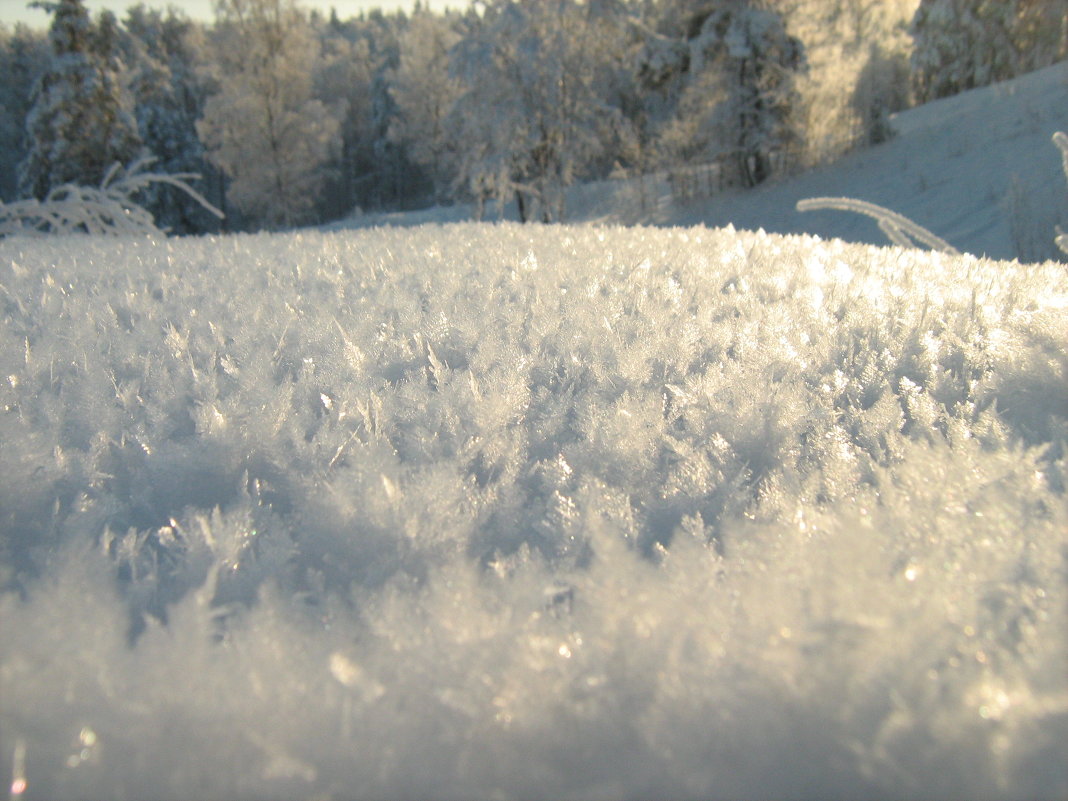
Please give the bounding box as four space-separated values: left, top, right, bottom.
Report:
0 24 49 201
123 5 218 233
18 0 142 200
910 0 1068 103
354 9 415 212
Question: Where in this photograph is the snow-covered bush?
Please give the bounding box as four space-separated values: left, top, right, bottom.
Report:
0 223 1065 799
0 156 221 236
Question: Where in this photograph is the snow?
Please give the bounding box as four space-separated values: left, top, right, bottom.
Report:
334 61 1068 264
1 218 1066 800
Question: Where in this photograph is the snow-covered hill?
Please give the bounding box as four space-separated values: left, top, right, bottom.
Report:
339 62 1068 263
659 61 1068 262
1 221 1065 800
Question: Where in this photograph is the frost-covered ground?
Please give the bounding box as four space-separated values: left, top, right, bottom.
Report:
336 61 1068 264
1 223 1066 800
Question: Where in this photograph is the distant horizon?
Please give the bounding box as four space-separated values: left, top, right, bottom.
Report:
1 0 462 29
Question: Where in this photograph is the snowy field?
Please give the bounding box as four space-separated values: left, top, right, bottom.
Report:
1 222 1066 800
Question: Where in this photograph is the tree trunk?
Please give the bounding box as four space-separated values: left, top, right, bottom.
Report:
515 189 529 223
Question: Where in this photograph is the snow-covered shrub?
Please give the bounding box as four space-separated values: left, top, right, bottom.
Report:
0 156 222 237
0 224 1065 799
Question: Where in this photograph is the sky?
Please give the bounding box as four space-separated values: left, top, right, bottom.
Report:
1 0 458 28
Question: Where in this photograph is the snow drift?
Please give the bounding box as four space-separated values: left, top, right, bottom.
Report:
0 223 1065 800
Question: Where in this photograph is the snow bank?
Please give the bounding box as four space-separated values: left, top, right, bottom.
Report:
1 224 1065 800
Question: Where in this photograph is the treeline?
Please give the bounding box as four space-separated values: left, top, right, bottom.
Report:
1 0 1064 233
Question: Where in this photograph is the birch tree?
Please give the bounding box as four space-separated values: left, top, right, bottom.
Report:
197 0 340 228
450 0 626 222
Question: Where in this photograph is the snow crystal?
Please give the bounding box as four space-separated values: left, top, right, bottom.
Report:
0 223 1065 800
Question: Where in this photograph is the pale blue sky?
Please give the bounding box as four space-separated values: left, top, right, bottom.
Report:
2 0 459 29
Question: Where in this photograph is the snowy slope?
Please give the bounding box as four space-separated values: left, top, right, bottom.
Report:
337 62 1068 263
1 223 1066 800
659 60 1068 262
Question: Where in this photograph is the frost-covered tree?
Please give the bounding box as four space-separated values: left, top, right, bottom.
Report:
358 8 440 212
311 14 383 218
197 0 341 229
450 0 627 222
123 5 219 233
850 41 909 146
645 0 806 186
387 9 464 205
0 24 49 201
775 0 912 165
18 0 142 200
293 8 417 218
910 0 1068 103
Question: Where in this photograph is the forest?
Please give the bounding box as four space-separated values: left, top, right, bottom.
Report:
1 0 1065 233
